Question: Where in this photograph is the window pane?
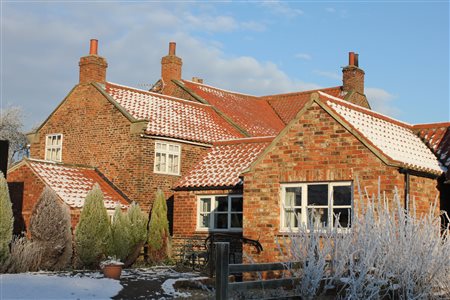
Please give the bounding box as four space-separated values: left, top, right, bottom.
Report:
168 154 174 173
160 154 166 171
155 153 161 171
230 213 242 228
57 135 61 145
231 197 243 212
173 155 179 173
214 213 228 229
333 208 351 228
216 197 228 212
56 149 61 161
307 185 328 205
307 208 328 228
285 208 302 228
285 187 301 207
200 198 211 212
200 213 210 228
333 186 352 206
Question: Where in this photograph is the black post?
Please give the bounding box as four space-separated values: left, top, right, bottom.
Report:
215 242 229 300
0 140 9 178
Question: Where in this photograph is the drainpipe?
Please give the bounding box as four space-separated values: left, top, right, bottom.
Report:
399 168 410 211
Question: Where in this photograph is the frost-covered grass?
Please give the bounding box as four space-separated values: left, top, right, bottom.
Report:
277 183 450 299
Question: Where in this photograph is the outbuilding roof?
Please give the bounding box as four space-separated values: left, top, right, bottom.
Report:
318 92 445 175
413 123 450 169
104 82 244 143
21 159 129 209
175 137 273 189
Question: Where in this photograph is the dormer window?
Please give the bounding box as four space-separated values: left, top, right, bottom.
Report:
45 134 63 162
154 141 180 175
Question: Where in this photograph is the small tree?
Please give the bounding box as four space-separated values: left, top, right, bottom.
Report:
75 184 111 268
0 171 13 266
109 205 130 261
29 187 72 270
148 189 170 263
0 107 28 165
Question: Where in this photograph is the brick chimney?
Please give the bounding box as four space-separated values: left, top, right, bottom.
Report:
342 52 365 95
161 42 182 95
79 39 108 84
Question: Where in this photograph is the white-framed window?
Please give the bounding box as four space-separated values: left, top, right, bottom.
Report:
154 141 181 175
45 134 63 162
197 195 243 231
280 182 352 231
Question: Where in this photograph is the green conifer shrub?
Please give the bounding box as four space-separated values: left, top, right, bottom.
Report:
75 184 111 268
109 205 130 261
122 202 148 267
0 171 13 266
29 187 72 271
148 189 171 263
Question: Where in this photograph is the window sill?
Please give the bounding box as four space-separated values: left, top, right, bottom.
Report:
195 229 243 233
153 171 181 176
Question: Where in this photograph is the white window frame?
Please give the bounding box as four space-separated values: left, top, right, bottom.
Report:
45 134 63 162
154 141 181 175
196 195 243 232
280 181 353 232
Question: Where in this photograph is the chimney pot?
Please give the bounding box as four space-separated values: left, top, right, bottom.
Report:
354 53 359 67
349 52 355 66
89 39 98 55
169 42 176 56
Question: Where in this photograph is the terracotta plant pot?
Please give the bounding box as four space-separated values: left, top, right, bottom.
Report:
102 264 123 280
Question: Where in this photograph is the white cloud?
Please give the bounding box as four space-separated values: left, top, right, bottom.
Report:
261 1 304 18
326 7 336 13
365 87 401 117
313 70 341 80
183 13 238 32
295 53 312 60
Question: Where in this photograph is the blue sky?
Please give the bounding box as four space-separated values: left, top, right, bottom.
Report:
1 1 449 130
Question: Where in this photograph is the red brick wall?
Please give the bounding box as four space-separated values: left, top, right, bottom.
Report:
409 174 440 216
242 102 438 262
29 83 208 212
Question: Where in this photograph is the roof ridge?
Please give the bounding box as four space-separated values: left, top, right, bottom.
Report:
413 122 450 129
262 86 342 100
213 136 275 145
182 79 259 98
106 81 213 108
318 91 413 129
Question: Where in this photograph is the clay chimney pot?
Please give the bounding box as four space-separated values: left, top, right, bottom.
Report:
169 42 176 56
89 39 98 55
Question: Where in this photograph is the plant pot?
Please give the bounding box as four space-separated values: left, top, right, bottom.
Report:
102 264 123 280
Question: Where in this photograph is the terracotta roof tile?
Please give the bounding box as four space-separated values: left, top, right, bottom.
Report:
319 92 445 174
413 123 450 169
264 87 344 124
182 80 285 136
176 137 273 188
105 82 244 143
27 159 129 209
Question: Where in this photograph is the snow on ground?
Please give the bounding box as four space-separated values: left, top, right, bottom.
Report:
0 267 210 299
0 273 122 299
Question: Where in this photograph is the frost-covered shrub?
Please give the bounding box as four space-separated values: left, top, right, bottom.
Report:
109 205 130 261
75 184 111 268
0 171 13 266
148 189 171 263
29 187 72 271
278 180 450 299
7 237 42 273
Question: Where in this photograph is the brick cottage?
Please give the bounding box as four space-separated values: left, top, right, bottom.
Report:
7 40 449 262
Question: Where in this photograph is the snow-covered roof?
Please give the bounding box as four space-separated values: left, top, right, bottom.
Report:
175 137 273 188
319 92 445 174
181 80 285 136
25 159 129 209
104 82 244 143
